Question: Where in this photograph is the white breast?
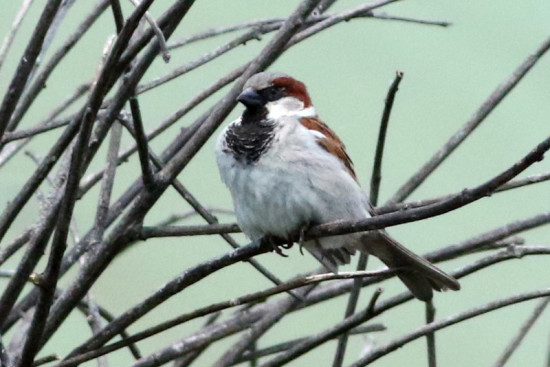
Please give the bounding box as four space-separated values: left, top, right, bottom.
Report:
216 115 370 248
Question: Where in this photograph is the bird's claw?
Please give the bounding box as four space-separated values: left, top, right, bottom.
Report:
298 224 309 255
262 234 290 257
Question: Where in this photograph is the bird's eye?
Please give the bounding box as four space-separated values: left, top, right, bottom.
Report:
260 87 284 101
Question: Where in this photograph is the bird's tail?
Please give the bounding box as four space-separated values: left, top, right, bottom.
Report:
359 230 460 301
306 243 355 273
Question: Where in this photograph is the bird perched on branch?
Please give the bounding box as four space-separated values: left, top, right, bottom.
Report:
215 71 460 301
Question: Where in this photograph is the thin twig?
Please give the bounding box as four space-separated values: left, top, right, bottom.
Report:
378 171 550 215
7 0 108 133
57 269 395 367
172 312 222 366
117 245 550 367
370 70 403 205
493 296 550 367
33 354 60 366
333 255 368 367
389 34 550 203
351 288 550 366
117 112 290 295
427 210 550 262
334 70 404 367
261 288 384 367
126 0 170 62
165 10 448 52
128 97 155 191
0 231 31 266
425 300 437 367
154 208 234 227
0 84 89 168
16 1 157 364
233 324 386 365
213 285 315 367
0 0 64 140
94 121 123 241
137 28 263 94
370 12 451 27
0 0 35 72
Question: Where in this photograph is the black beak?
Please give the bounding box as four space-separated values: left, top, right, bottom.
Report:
237 88 263 109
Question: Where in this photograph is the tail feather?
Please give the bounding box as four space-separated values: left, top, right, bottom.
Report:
306 241 355 273
360 230 460 301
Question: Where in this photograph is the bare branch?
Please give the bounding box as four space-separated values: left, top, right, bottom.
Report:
94 121 123 240
389 34 550 203
126 0 170 62
493 296 550 367
370 70 403 205
213 285 314 367
0 0 35 72
233 324 386 365
378 171 550 215
425 301 437 367
0 0 64 140
7 0 108 133
351 288 550 366
127 97 155 191
16 1 158 364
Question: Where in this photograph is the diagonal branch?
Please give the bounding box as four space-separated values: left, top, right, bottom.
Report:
351 288 550 366
0 0 63 140
492 296 550 367
0 0 35 72
389 34 550 203
16 1 157 364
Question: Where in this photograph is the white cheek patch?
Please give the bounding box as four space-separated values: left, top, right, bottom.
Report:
266 97 316 120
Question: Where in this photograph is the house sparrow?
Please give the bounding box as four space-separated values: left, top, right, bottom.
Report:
215 71 460 301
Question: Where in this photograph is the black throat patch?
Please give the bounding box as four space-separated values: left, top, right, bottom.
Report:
223 108 276 164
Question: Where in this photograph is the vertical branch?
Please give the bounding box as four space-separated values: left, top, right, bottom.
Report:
112 0 155 192
332 254 367 367
425 300 437 367
333 71 403 367
370 71 403 205
128 96 155 191
94 122 123 243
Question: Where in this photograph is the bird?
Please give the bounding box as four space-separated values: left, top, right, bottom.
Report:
215 71 460 301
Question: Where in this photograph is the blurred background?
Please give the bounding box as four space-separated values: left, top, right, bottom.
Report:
0 0 549 365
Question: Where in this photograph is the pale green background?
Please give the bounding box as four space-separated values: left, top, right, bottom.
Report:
1 1 549 366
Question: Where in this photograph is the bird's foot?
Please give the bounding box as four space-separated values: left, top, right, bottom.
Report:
261 234 291 257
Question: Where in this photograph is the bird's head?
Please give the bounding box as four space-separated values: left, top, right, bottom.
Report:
237 72 316 120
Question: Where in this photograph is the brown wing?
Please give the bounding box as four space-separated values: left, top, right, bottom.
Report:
300 117 357 181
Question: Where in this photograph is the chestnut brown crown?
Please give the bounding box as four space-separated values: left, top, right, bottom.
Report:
238 72 312 109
